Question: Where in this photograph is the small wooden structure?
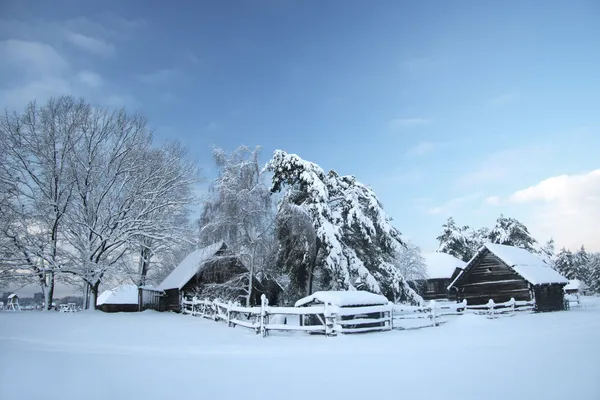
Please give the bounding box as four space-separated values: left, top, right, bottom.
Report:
6 294 20 311
564 280 588 295
97 285 140 313
448 243 568 312
159 241 282 313
414 252 466 301
294 291 392 334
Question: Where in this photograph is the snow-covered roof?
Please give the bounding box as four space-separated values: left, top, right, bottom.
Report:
97 285 139 306
565 280 588 291
450 243 568 289
158 241 226 290
7 294 17 299
484 243 568 285
423 252 466 280
294 290 389 307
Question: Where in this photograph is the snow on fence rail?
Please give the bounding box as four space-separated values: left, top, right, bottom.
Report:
180 294 537 337
181 294 391 336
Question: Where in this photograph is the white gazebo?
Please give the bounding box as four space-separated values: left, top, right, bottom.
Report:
6 294 20 311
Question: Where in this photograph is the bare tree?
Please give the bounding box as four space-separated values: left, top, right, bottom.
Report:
199 145 275 306
0 97 86 309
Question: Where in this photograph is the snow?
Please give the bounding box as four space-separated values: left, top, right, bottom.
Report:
158 241 226 290
423 252 466 279
7 294 17 299
1 298 599 400
96 285 139 306
294 290 390 307
565 279 588 291
485 243 569 285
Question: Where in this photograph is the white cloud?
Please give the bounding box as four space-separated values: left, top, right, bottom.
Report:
77 71 103 88
0 39 67 75
509 169 600 251
65 32 115 56
485 196 501 206
389 118 431 128
405 141 436 156
0 19 135 110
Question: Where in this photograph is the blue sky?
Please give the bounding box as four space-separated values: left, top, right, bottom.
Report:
1 0 599 260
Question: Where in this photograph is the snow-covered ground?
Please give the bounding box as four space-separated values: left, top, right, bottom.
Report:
2 298 600 400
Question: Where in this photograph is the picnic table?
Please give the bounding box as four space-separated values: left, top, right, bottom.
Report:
59 303 78 312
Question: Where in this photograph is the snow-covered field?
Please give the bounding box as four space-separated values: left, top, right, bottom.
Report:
2 299 600 400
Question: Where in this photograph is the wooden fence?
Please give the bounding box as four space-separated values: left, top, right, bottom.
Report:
181 294 538 336
181 294 391 336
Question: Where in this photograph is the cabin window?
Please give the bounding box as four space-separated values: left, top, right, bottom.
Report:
487 267 494 272
427 282 435 292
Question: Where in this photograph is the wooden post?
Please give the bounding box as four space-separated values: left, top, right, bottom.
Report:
429 300 437 327
461 299 467 314
260 294 267 337
509 297 515 316
227 301 232 327
487 299 495 319
324 301 336 336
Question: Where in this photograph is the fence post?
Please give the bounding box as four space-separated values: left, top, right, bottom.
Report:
389 303 394 330
509 297 515 316
487 299 495 319
429 300 437 327
227 301 232 327
260 294 267 337
461 299 467 314
324 301 337 336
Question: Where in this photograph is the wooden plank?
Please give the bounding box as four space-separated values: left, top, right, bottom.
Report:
337 305 391 316
341 326 392 334
337 317 390 326
265 324 325 332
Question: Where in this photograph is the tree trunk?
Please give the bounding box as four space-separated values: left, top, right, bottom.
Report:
306 242 320 297
138 246 151 287
42 271 55 311
83 282 90 309
89 282 100 311
246 248 255 307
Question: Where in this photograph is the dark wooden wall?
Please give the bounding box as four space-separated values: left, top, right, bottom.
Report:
420 278 452 301
98 304 139 313
163 288 181 313
534 285 565 312
454 252 532 305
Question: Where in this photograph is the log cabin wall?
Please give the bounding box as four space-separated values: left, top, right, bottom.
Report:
534 285 565 312
163 288 182 312
421 278 452 301
456 251 532 305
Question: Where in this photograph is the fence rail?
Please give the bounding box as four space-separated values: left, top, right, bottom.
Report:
180 294 539 337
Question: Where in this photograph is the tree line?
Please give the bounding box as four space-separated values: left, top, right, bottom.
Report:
435 216 600 293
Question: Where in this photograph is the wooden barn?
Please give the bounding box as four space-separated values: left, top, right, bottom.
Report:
447 243 568 312
158 241 282 312
415 252 466 301
96 284 140 312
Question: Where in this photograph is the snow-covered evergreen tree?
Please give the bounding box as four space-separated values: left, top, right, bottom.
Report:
266 150 420 304
436 217 473 262
468 227 490 257
573 245 590 282
488 214 536 251
586 253 600 293
554 248 576 280
538 238 556 267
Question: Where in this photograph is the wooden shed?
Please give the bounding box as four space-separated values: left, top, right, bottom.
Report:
97 285 140 312
294 291 392 333
447 243 568 312
414 252 466 301
158 241 282 312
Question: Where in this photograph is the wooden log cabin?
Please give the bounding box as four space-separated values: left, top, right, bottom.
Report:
158 241 282 312
415 252 466 301
447 243 568 312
